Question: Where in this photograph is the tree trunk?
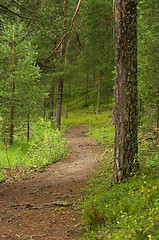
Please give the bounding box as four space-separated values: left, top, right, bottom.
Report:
85 73 89 107
27 111 30 143
9 42 15 146
94 71 96 86
43 100 46 119
65 75 70 119
48 83 54 120
55 0 67 129
54 83 57 118
114 0 138 183
55 77 63 130
157 85 159 128
9 103 14 146
96 70 102 114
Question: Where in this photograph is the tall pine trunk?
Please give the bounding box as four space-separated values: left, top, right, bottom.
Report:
55 1 67 130
114 0 138 183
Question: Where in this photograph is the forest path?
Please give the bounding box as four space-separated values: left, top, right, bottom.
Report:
0 125 104 240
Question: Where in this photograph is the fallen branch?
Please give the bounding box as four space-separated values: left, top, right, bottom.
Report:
10 201 73 210
139 137 159 150
16 233 53 239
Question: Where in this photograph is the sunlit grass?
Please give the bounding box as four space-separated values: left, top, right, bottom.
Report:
62 107 112 127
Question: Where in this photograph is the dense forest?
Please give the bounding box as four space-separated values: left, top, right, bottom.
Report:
0 0 159 239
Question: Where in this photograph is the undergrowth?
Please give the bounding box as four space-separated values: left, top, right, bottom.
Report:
80 125 159 239
0 119 68 182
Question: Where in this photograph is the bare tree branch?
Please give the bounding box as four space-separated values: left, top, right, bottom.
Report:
71 0 82 27
42 31 69 66
42 0 83 66
65 15 85 64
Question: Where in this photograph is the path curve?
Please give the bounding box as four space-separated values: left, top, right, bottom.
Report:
0 125 104 240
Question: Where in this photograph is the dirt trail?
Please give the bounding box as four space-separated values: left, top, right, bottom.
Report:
0 125 104 240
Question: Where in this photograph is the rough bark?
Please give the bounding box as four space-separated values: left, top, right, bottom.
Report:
114 0 138 183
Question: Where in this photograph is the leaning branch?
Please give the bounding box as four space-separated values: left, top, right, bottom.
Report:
71 0 82 27
42 31 69 65
65 14 85 64
0 4 35 20
42 0 83 66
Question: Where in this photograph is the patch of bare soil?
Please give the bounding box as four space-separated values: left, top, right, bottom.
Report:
0 125 104 240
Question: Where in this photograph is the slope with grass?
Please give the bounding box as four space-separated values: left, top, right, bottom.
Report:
79 114 159 240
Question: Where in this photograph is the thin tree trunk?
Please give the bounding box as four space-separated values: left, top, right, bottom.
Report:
43 100 46 119
85 73 89 107
9 104 14 146
48 83 54 120
27 111 30 143
9 42 15 146
55 77 63 130
94 71 96 86
55 0 67 130
65 75 70 118
114 0 138 183
96 70 102 114
54 83 57 118
157 84 159 128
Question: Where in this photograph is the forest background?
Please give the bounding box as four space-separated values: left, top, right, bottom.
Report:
0 0 158 239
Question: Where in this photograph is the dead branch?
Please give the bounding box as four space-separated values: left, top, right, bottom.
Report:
71 0 82 28
65 14 84 64
65 32 74 64
42 0 83 66
42 31 69 65
79 15 85 28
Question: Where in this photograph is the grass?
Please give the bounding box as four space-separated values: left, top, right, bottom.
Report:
77 115 159 240
0 119 68 182
0 104 158 240
62 108 112 126
62 105 159 240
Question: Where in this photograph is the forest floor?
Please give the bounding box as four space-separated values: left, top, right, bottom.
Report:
0 125 104 240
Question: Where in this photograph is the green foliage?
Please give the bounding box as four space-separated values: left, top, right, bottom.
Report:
28 119 68 169
0 119 68 182
81 133 159 240
0 19 43 141
138 0 159 128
